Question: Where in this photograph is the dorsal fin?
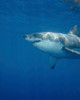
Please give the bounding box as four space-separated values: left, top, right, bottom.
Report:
68 25 78 36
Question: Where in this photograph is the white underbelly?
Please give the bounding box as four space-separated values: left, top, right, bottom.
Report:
34 40 80 58
38 41 65 57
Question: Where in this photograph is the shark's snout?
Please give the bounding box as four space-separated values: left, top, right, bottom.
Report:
24 33 43 43
24 34 36 42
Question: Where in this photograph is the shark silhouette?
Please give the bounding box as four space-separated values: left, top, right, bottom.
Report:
24 25 80 69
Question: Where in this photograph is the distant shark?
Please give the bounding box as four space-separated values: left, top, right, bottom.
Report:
62 0 80 12
24 25 80 69
63 0 80 4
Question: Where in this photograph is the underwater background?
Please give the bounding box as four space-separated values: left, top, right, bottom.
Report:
0 0 80 100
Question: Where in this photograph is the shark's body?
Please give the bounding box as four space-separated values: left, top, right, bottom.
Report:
24 25 80 69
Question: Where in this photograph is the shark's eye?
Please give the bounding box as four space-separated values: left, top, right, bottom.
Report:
33 34 40 38
33 33 42 38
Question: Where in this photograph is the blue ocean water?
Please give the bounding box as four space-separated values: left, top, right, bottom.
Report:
0 0 80 100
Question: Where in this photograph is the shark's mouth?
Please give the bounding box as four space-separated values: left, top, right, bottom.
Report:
32 40 41 43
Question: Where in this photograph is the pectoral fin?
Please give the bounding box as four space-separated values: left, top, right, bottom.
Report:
64 47 80 55
49 56 58 69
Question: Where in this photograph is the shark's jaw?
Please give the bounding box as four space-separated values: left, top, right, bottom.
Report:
32 40 41 44
25 39 42 45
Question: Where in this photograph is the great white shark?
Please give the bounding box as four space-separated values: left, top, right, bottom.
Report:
24 25 80 69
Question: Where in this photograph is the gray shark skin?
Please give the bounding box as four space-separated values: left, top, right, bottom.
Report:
24 25 80 69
